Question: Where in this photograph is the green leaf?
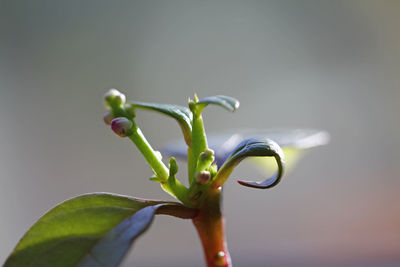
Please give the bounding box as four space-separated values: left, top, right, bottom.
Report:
196 95 240 113
5 193 197 267
212 138 285 189
130 101 193 145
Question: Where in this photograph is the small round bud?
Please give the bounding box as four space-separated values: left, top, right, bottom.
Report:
104 89 126 109
103 111 114 125
195 171 210 184
110 117 133 137
197 149 215 172
200 149 214 161
114 94 126 106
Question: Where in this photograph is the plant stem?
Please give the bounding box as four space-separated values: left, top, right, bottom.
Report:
128 121 169 181
192 188 231 267
188 112 208 185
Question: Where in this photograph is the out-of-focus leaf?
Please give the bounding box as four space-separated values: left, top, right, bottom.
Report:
196 95 240 113
249 147 302 175
212 138 285 189
162 129 329 169
5 193 197 267
130 101 193 145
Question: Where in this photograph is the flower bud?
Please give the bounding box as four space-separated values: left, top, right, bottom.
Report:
110 117 133 137
195 170 210 185
104 89 126 109
196 149 215 172
103 111 114 125
199 149 214 162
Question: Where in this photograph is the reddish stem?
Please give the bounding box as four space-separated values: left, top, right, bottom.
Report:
192 189 232 267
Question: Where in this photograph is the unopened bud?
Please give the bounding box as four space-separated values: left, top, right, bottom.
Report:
196 171 210 184
103 111 114 125
200 149 214 162
110 117 132 137
197 149 215 172
104 89 126 109
114 94 126 106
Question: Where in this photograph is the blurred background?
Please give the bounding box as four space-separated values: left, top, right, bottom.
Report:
1 0 399 266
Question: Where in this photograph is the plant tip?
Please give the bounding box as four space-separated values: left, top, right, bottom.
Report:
104 88 126 108
193 93 199 102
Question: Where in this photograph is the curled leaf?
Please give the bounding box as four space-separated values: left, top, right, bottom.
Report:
195 95 240 113
163 128 329 168
4 193 197 267
212 138 285 189
130 101 193 145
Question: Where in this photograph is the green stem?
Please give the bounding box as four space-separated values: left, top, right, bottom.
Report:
188 113 208 184
192 188 232 267
128 121 169 181
128 121 192 205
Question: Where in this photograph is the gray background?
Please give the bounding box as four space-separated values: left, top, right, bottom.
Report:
1 1 399 266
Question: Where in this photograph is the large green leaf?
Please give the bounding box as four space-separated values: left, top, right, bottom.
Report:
196 95 240 113
5 193 197 267
130 101 193 145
